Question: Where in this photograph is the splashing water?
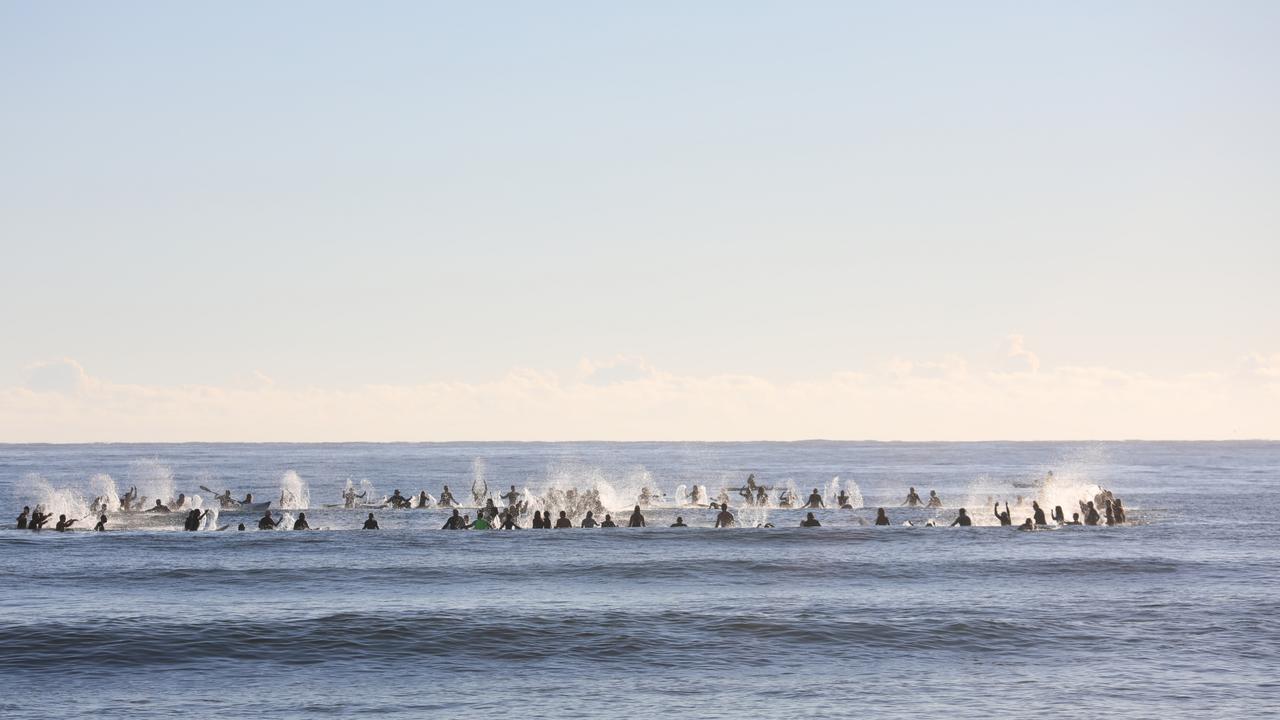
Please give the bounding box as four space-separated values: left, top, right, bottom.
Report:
16 474 91 524
128 459 176 506
89 473 120 513
470 458 489 505
278 471 311 510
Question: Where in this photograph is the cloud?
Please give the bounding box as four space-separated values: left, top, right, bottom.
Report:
1 351 1277 441
1007 334 1041 373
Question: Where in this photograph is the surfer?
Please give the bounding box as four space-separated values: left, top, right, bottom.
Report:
1052 505 1066 524
1019 518 1035 531
628 505 646 528
531 510 545 529
777 488 797 508
837 490 851 508
55 514 78 531
94 514 107 531
1032 501 1048 527
146 499 171 513
670 516 688 527
470 513 492 530
1080 501 1101 526
258 510 282 530
388 490 412 509
1113 498 1126 524
1066 513 1082 525
362 513 379 530
994 502 1011 526
481 499 500 521
213 489 238 508
926 491 942 508
756 486 769 506
342 486 367 509
685 485 704 506
875 508 890 526
638 487 657 506
581 511 599 528
442 509 465 530
438 486 458 507
714 503 734 528
949 508 972 527
501 485 521 507
416 491 431 508
555 511 573 529
292 513 311 530
183 509 211 531
16 506 29 529
805 489 825 509
499 511 521 530
601 514 617 528
241 493 255 506
801 512 821 528
902 487 922 507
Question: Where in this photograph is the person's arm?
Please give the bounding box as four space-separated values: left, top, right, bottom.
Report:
950 517 961 527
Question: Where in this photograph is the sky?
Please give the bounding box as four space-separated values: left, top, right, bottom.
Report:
1 1 1277 441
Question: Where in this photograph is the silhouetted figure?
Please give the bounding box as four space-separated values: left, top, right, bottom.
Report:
363 513 379 530
16 506 29 529
902 488 922 507
55 514 77 531
417 491 430 508
714 503 734 528
388 490 411 509
237 523 246 531
1067 513 1081 526
555 511 572 529
499 512 520 530
628 505 646 528
1052 505 1066 524
438 486 457 507
1104 500 1115 526
670 516 688 527
258 511 282 530
875 508 890 526
801 512 821 527
502 485 520 506
806 489 825 509
926 491 942 508
950 508 971 527
601 514 617 528
531 510 544 529
994 502 1011 526
1113 498 1126 524
1032 502 1047 527
342 487 366 508
581 511 598 528
146 499 171 513
1080 501 1100 526
837 490 850 508
1019 518 1035 531
293 513 311 530
30 510 52 531
442 509 465 530
94 514 108 531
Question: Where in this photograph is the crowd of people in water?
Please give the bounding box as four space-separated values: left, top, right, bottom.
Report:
12 471 1129 534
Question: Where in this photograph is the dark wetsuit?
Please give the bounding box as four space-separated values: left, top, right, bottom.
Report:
628 513 645 528
875 513 890 526
363 518 379 530
995 505 1011 526
16 513 28 530
442 515 465 530
258 516 278 530
801 517 821 527
555 517 572 528
950 514 972 527
293 517 310 530
1033 506 1047 526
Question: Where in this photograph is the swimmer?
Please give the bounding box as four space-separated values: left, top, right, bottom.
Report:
777 488 797 508
481 498 499 521
805 488 825 509
949 508 971 527
875 508 890 526
555 511 573 529
994 502 1011 526
639 487 657 506
470 514 492 530
146 499 171 514
801 512 821 528
756 486 768 506
29 510 51 531
502 485 521 507
183 509 211 531
237 523 246 531
531 510 545 529
171 493 187 510
388 490 411 509
1080 501 1101 526
241 493 255 506
54 514 78 532
362 513 379 530
601 514 617 528
837 490 850 507
1105 500 1115 526
416 491 430 508
670 516 688 527
94 514 107 532
342 486 367 509
1113 498 1126 524
16 506 29 529
714 503 734 528
581 511 599 528
293 513 311 530
442 509 465 530
628 505 646 528
499 511 521 530
1019 518 1035 531
258 511 282 530
1067 513 1081 525
1032 501 1047 527
685 486 704 506
438 486 457 507
902 487 922 507
1052 505 1066 524
926 490 942 508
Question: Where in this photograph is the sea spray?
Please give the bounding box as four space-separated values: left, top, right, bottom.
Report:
278 471 311 510
128 459 176 506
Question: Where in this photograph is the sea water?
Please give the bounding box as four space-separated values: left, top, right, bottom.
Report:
0 441 1276 719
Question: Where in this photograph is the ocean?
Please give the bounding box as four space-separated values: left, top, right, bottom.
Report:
1 441 1276 719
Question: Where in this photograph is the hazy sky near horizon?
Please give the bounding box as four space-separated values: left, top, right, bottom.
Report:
2 1 1277 440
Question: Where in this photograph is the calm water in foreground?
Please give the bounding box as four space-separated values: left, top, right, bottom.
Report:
1 441 1276 719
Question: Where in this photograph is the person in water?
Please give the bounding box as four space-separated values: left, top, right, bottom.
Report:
499 511 521 530
801 512 821 527
442 509 465 530
1032 501 1048 527
362 513 379 530
258 510 282 530
388 490 411 509
685 485 704 506
1019 518 1035 531
293 513 311 531
994 502 1011 526
16 506 29 530
777 488 797 508
670 516 687 527
628 505 646 528
1080 501 1101 526
1066 513 1082 526
531 510 545 529
1112 498 1126 524
342 486 367 508
875 508 890 526
601 514 617 528
714 503 734 528
183 509 211 531
94 514 108 531
805 488 825 509
481 499 499 521
1052 505 1066 524
555 511 573 529
438 486 457 507
949 508 972 527
926 490 942 508
470 513 492 530
29 510 51 531
55 514 78 532
416 491 431 509
146 499 171 513
580 511 598 528
902 487 922 507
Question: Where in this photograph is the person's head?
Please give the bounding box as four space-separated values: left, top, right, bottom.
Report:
21 506 29 513
676 516 684 523
1114 498 1124 507
443 485 450 490
909 487 916 493
393 489 401 495
99 514 107 522
604 514 612 522
930 490 937 496
238 523 246 531
1032 501 1040 509
298 512 306 520
812 488 819 494
452 509 460 517
633 505 641 513
721 503 728 511
510 485 516 491
958 508 967 516
1054 505 1063 514
1072 512 1080 521
1087 501 1095 508
1022 518 1033 528
876 507 886 516
155 499 163 506
533 510 542 519
58 514 66 521
585 511 594 518
806 512 815 520
263 509 272 517
559 511 567 518
367 512 375 520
